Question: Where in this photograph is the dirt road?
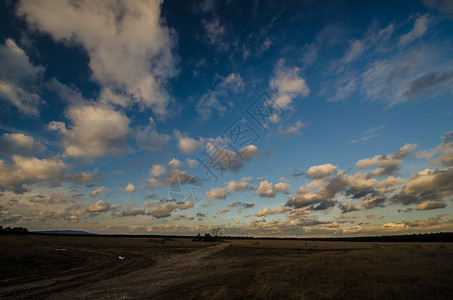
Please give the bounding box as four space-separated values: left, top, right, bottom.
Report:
1 242 230 299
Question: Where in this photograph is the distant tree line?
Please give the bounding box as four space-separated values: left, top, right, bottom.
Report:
219 232 453 242
0 226 28 235
193 227 223 242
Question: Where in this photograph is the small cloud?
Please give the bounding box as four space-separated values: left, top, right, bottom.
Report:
125 183 135 193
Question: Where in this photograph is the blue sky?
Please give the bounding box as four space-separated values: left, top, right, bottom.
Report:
0 0 452 236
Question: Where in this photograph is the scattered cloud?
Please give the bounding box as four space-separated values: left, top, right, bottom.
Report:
196 73 244 121
255 180 290 198
49 103 131 160
254 206 291 217
0 39 44 115
135 118 170 153
0 132 46 157
18 0 178 116
270 60 310 110
399 14 429 46
125 183 135 193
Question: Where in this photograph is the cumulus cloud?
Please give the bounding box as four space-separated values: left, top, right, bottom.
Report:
254 206 291 217
306 163 337 179
202 141 260 174
175 131 202 154
287 173 348 210
31 199 113 223
125 183 135 193
255 180 290 198
114 208 146 217
205 177 253 200
135 118 170 153
205 187 228 200
90 187 105 197
357 144 416 176
144 200 194 218
0 155 65 193
18 0 178 115
147 168 196 189
186 158 199 168
0 38 44 115
420 131 453 166
251 217 266 224
392 167 453 205
0 132 46 157
417 200 447 210
151 164 166 177
168 158 183 168
270 60 310 110
51 103 131 159
30 192 79 205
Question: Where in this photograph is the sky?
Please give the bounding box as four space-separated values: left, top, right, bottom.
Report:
0 0 452 237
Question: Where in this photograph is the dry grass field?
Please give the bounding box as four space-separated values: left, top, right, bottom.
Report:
1 235 452 299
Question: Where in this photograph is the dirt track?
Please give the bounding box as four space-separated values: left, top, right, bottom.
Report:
0 238 230 299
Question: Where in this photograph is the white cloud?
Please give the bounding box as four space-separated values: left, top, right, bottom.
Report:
0 132 46 157
399 14 429 46
226 177 253 193
306 164 337 179
277 120 305 136
86 200 111 213
205 187 228 200
254 206 291 217
135 118 170 153
417 200 447 210
270 60 310 109
151 164 166 177
168 158 183 168
125 183 135 193
57 103 131 159
206 177 253 200
424 0 453 19
251 217 266 224
342 39 365 63
255 180 290 198
186 158 199 168
30 192 79 205
0 155 65 192
18 0 177 116
393 167 453 205
176 131 202 154
144 200 193 218
218 208 230 214
202 16 228 51
47 121 67 134
146 169 196 189
357 144 416 176
196 73 244 121
0 39 44 115
90 187 104 197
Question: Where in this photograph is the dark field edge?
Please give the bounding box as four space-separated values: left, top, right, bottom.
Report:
3 231 452 242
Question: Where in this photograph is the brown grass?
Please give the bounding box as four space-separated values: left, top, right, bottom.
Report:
1 236 452 299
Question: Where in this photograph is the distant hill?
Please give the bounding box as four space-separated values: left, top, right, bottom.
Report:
34 230 95 235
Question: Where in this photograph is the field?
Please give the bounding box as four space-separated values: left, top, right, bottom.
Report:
1 235 452 299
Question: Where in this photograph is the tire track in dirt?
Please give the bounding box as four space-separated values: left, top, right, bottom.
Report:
1 242 230 299
54 242 231 299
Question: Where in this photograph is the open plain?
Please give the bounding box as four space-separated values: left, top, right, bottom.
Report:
1 235 453 299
